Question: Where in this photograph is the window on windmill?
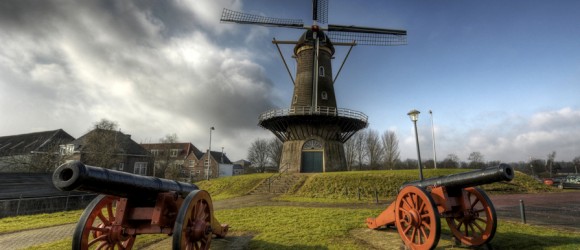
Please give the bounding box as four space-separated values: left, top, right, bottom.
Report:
319 66 325 77
293 95 298 104
321 91 328 100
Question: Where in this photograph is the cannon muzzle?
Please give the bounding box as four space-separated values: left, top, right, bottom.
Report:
402 163 514 189
53 161 198 199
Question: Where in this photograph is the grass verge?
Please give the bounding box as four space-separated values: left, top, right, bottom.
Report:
0 210 82 234
215 206 580 250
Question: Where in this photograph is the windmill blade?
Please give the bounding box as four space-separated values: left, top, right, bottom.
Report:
328 24 407 46
312 0 328 24
221 9 304 29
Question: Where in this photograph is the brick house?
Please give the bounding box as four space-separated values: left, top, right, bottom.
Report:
61 129 153 176
140 143 203 180
193 150 232 181
0 129 75 172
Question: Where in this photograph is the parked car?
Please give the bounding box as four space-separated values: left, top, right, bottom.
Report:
558 175 580 189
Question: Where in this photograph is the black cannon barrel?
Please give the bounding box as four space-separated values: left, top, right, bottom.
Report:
52 161 199 199
402 164 514 189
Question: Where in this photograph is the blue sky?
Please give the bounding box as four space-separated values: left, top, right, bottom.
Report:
0 0 578 162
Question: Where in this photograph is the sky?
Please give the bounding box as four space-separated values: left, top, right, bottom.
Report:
1 0 579 163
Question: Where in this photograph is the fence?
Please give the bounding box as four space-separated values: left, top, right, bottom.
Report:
0 193 96 218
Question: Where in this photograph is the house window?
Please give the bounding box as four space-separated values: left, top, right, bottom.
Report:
170 149 179 157
134 162 148 175
321 91 328 100
319 66 325 77
189 160 195 166
151 149 159 156
119 163 124 171
60 144 75 155
303 139 323 150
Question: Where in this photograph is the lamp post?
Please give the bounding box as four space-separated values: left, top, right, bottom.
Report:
206 126 215 180
408 109 423 180
429 110 437 169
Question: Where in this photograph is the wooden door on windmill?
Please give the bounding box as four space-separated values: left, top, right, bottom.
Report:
301 152 323 173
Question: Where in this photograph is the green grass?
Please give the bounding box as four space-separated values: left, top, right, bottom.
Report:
197 169 554 203
281 169 553 202
215 206 380 249
215 206 580 250
195 173 271 200
0 210 82 234
22 235 169 250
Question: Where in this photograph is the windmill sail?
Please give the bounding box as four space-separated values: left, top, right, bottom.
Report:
328 24 407 46
221 9 304 29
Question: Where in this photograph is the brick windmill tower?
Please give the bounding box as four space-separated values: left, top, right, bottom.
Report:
221 0 406 173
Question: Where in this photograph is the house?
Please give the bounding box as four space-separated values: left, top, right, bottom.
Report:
219 163 244 177
0 129 74 172
232 159 253 174
61 129 153 176
192 150 232 181
140 143 203 180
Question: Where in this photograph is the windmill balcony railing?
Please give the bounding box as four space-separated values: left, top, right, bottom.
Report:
259 106 368 123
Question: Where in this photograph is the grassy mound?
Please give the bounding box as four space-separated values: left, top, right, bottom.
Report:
195 169 554 202
195 173 271 200
288 169 554 201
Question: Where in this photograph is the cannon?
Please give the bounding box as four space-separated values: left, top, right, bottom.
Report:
52 161 228 250
366 164 514 250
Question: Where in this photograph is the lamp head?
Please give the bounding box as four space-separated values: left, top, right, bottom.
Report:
407 109 420 122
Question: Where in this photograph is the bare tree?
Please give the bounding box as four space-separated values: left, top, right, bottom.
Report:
366 129 383 170
1 139 66 172
247 138 269 173
381 130 400 169
467 151 485 169
156 134 180 179
353 130 368 170
267 138 283 168
546 151 557 177
82 119 120 169
573 156 580 174
441 153 460 168
344 135 358 171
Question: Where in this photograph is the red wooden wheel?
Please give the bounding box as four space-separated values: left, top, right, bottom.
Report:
173 190 214 250
446 187 497 246
73 195 135 250
395 186 440 250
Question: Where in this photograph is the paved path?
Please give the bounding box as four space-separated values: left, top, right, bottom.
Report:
1 191 578 249
0 224 75 249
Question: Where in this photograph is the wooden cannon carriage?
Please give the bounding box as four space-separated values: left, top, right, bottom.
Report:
366 164 514 250
52 161 228 250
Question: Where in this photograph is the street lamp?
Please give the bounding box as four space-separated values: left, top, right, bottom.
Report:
407 109 423 180
206 126 215 180
429 110 437 169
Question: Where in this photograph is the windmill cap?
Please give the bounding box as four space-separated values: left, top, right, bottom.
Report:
295 29 335 55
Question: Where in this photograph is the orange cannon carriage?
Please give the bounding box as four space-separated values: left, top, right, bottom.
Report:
52 161 228 250
366 164 514 250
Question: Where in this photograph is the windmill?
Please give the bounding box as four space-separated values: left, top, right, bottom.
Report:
221 0 406 173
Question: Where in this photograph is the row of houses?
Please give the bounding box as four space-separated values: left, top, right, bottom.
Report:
0 128 250 181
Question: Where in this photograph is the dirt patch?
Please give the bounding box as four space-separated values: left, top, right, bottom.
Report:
140 231 255 250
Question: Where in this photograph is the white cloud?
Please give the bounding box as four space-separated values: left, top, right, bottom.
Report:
418 107 580 162
0 0 280 161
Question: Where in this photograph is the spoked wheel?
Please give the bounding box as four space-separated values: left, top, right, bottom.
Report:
73 195 135 250
173 190 214 250
395 186 440 250
446 187 497 246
